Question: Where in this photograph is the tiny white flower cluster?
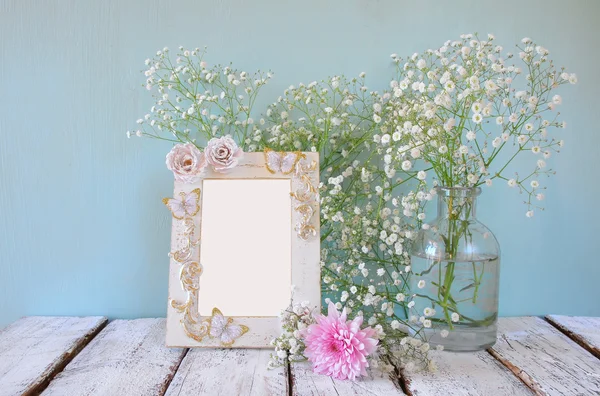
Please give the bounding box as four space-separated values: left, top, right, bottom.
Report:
267 301 316 369
394 335 439 373
129 47 273 150
260 74 374 155
375 34 575 218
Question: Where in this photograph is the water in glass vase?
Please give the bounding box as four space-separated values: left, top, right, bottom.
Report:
409 186 501 352
410 252 499 352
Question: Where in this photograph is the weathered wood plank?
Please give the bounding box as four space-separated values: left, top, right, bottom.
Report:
546 315 600 359
401 350 533 395
290 361 404 396
0 316 107 396
489 317 600 395
42 318 186 396
164 348 286 396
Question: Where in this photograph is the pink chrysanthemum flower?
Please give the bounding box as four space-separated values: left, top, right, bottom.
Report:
303 302 379 380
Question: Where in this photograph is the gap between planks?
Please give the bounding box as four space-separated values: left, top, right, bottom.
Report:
115 316 600 395
42 318 188 396
25 315 598 396
159 347 190 396
0 316 108 396
401 348 533 396
386 354 411 395
289 357 406 395
164 348 287 396
288 345 529 396
32 317 108 396
285 358 292 396
545 315 600 360
399 316 600 396
488 317 600 395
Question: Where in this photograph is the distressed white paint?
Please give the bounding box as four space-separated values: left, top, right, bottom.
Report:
290 361 403 395
164 348 286 396
402 350 533 396
490 317 600 395
6 316 600 395
546 315 600 359
0 316 107 396
166 152 321 348
42 319 186 396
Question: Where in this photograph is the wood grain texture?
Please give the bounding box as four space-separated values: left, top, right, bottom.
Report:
489 317 600 395
164 348 287 396
401 350 533 396
42 318 186 396
290 361 403 396
0 316 107 396
546 315 600 359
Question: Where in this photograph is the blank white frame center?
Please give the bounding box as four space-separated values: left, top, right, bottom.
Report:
199 179 292 317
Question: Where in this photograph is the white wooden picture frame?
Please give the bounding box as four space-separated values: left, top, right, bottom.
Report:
165 152 320 348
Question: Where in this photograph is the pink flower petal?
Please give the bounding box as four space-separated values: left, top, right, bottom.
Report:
303 302 379 381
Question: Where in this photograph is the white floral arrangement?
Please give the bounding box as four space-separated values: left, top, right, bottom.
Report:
377 34 576 215
129 46 272 147
129 34 575 378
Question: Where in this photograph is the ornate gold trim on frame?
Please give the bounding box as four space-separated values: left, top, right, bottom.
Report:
164 189 248 347
165 152 321 348
264 149 319 240
291 158 318 240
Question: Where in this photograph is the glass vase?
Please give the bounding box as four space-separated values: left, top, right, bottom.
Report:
410 186 500 351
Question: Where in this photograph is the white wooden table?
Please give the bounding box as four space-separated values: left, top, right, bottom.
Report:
0 315 598 395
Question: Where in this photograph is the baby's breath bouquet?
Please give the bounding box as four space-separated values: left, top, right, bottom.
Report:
130 48 433 372
129 33 576 373
380 34 574 203
258 75 436 372
372 34 576 350
129 46 272 147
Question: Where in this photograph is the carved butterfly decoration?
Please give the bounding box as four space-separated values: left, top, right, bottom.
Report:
162 188 201 220
206 307 249 346
264 148 304 175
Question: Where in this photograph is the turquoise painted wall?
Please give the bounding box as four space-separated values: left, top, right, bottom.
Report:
1 0 598 328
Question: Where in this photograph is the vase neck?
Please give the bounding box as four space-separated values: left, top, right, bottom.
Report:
436 186 481 221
